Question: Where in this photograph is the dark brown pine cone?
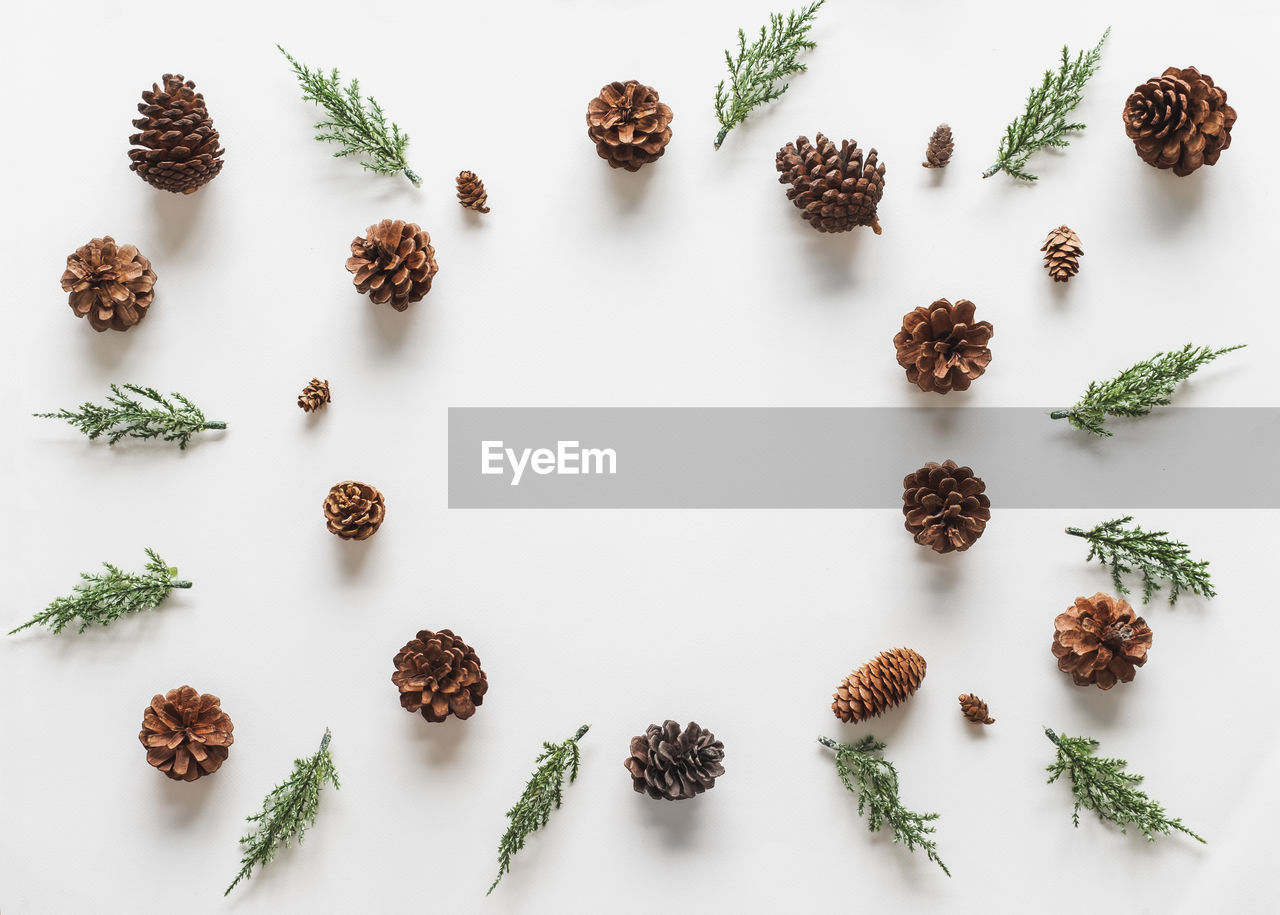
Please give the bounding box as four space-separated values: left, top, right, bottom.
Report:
323 481 385 540
128 74 225 194
833 648 927 723
586 80 674 171
297 378 331 412
893 298 993 394
455 170 490 212
922 123 954 168
60 237 157 332
1052 593 1153 690
958 693 995 725
392 629 488 722
1123 67 1236 176
138 686 234 781
346 219 438 311
624 720 725 800
776 134 886 234
902 460 990 553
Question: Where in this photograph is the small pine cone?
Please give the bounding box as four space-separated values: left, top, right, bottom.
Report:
894 298 993 394
624 720 725 801
958 693 994 725
1052 593 1153 690
922 123 954 168
586 80 674 172
128 74 225 194
60 237 157 332
392 629 488 722
456 171 490 213
1123 67 1236 176
138 686 234 781
902 460 990 553
346 219 438 311
832 648 926 724
323 481 385 540
1041 226 1083 283
776 134 886 234
298 378 331 412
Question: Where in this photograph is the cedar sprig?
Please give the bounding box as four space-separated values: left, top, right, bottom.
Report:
1045 728 1204 843
226 729 341 896
1067 516 1214 605
713 1 825 150
9 549 191 636
278 45 420 187
1051 343 1244 436
983 28 1109 180
35 383 225 449
489 724 589 895
819 735 950 876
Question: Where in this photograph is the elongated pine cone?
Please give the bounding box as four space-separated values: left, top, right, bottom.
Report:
624 720 725 801
902 460 990 553
1041 226 1083 282
894 298 993 394
346 219 438 311
138 686 234 781
586 80 674 171
456 170 490 213
833 648 926 723
297 378 331 412
776 134 886 234
1123 67 1236 176
1052 593 1152 690
323 481 385 540
61 237 157 332
128 74 224 194
392 629 488 722
958 693 994 725
922 124 953 168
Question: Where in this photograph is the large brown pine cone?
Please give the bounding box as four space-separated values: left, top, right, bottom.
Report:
346 220 438 311
624 720 725 801
392 629 488 722
128 74 225 194
586 80 674 172
833 648 926 723
1052 593 1152 690
894 298 993 394
1123 67 1236 176
60 237 157 332
902 460 990 553
138 686 234 781
1041 226 1083 283
323 481 385 540
776 134 886 234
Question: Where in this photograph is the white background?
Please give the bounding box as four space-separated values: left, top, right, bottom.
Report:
2 1 1276 912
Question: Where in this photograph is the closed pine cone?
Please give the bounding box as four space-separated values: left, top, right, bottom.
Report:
586 80 674 172
958 693 994 725
894 298 993 393
776 134 886 234
392 628 488 722
60 237 157 332
128 74 225 194
1041 226 1083 282
138 686 234 781
902 460 990 553
922 124 954 168
1052 593 1153 690
832 648 926 723
298 378 331 412
456 171 490 212
346 219 438 311
323 481 385 540
624 720 725 801
1123 67 1236 176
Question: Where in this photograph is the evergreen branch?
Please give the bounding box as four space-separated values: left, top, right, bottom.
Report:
1050 344 1244 436
1067 516 1215 604
819 735 950 876
278 45 420 186
9 549 191 635
983 28 1109 180
488 724 589 895
1044 728 1204 843
713 1 824 149
35 383 225 450
226 729 341 896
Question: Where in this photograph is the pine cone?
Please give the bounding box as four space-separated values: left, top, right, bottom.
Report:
60 236 157 332
323 481 385 540
893 298 993 394
624 720 725 801
1123 67 1236 176
138 686 234 782
922 124 954 168
346 219 438 311
776 134 886 234
127 74 224 194
1052 593 1153 690
392 628 488 722
833 648 926 723
456 170 490 213
585 80 674 172
958 693 994 725
902 460 990 553
298 378 331 412
1041 226 1083 283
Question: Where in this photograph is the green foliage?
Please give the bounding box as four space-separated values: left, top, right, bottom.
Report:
713 1 824 149
1067 516 1215 605
489 724 589 895
983 29 1109 180
278 46 420 186
1044 728 1204 842
1051 343 1244 436
226 729 341 896
35 383 225 450
819 735 949 876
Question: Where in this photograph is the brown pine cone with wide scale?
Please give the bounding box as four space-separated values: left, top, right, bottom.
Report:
586 80 674 171
902 460 990 553
894 298 993 393
128 74 224 194
922 124 953 168
1123 67 1236 176
298 378 330 412
323 481 385 540
138 686 234 781
346 220 438 311
392 629 488 722
1041 226 1083 282
1052 593 1152 690
958 693 994 725
832 648 926 723
624 720 725 801
456 171 490 213
776 134 886 233
61 237 157 332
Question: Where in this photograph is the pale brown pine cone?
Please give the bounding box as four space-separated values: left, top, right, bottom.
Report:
586 80 674 171
958 693 994 725
61 237 157 332
456 171 490 213
297 378 331 412
323 481 385 540
346 219 438 311
1041 226 1083 282
1052 593 1152 690
392 629 488 722
138 686 234 781
893 298 993 394
832 648 926 723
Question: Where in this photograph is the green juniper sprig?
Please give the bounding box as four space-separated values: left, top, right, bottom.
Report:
983 28 1109 180
1051 343 1244 436
278 45 420 186
35 383 225 449
819 735 949 876
713 1 824 149
9 549 191 636
226 729 341 896
1067 516 1214 604
1045 728 1204 843
489 724 589 895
